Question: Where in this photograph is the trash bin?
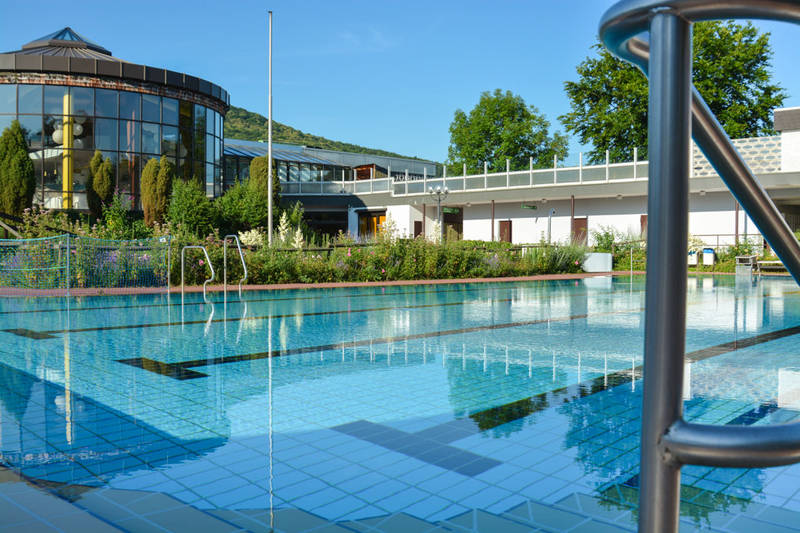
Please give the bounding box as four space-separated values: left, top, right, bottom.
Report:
702 248 715 266
688 251 698 266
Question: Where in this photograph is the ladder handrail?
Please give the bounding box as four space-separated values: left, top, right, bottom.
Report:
181 245 215 303
600 2 800 532
223 235 248 298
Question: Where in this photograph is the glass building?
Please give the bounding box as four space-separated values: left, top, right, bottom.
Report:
0 28 229 210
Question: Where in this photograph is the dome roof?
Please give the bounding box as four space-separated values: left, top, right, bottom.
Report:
6 27 118 60
0 27 230 110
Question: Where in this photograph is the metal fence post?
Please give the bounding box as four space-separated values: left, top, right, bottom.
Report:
506 158 510 187
484 161 488 189
579 152 583 183
606 150 610 181
638 12 692 533
65 234 70 297
634 147 638 179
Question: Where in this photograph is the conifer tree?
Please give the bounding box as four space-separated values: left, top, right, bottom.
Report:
140 158 160 226
94 157 114 207
87 150 104 219
0 120 35 216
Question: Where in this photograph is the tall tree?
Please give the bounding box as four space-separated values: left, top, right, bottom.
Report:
94 154 115 208
0 121 35 216
561 20 786 163
87 150 104 219
140 156 174 226
446 89 568 174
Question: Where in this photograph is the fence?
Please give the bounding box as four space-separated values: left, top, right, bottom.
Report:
0 235 171 296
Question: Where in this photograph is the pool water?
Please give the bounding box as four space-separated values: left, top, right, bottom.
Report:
2 275 800 532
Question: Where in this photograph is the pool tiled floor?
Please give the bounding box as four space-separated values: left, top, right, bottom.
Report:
3 277 800 530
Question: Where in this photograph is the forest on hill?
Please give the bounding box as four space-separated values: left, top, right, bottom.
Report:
223 106 422 160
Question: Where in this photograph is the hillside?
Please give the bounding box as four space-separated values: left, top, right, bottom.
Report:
223 106 422 160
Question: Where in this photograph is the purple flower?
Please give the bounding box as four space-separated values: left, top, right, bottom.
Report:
199 259 204 266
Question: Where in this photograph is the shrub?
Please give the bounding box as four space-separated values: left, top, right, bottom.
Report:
0 120 35 216
215 179 269 235
167 179 216 237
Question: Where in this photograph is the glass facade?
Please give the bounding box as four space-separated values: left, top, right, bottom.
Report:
0 83 224 210
223 154 354 190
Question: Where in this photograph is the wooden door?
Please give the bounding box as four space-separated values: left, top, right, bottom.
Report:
414 221 423 238
640 214 648 237
499 220 512 243
571 217 588 245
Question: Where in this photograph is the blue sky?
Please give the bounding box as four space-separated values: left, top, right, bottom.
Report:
1 1 798 164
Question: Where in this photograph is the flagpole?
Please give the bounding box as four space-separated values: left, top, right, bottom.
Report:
267 10 274 246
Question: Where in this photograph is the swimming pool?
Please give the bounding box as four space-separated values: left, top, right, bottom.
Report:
1 275 800 532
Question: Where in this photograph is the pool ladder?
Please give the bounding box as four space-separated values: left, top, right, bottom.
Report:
601 1 800 531
181 245 215 303
223 235 248 298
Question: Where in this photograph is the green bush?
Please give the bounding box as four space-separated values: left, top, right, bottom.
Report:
167 179 216 237
215 179 270 235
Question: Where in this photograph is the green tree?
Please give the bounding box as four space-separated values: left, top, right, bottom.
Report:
445 89 568 174
561 21 786 163
0 120 35 216
249 156 281 217
141 158 160 226
93 152 115 208
167 178 216 237
140 156 174 226
215 178 271 235
87 150 103 219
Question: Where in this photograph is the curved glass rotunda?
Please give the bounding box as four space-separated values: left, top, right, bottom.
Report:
0 28 229 209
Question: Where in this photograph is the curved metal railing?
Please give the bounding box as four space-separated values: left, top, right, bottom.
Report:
599 1 800 531
223 235 248 298
181 245 215 303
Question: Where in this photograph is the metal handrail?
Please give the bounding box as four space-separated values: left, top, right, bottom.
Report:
600 1 800 532
223 235 248 298
181 245 215 303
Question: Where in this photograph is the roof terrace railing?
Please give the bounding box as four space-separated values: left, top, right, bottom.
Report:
278 133 782 197
599 1 800 532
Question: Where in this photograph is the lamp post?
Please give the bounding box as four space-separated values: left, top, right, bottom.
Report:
428 185 448 242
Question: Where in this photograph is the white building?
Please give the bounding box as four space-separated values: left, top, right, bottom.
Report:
277 107 800 249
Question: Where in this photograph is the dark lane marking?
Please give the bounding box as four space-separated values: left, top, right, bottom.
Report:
39 299 503 335
2 328 57 339
420 325 800 436
333 420 500 476
119 357 209 380
118 307 644 379
0 282 642 316
333 337 793 473
685 326 800 362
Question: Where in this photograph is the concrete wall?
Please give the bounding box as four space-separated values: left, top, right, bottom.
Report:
459 192 751 246
347 192 759 246
386 205 413 238
783 131 800 173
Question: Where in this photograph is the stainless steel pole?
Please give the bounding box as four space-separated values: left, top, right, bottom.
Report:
639 12 692 533
267 11 274 246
